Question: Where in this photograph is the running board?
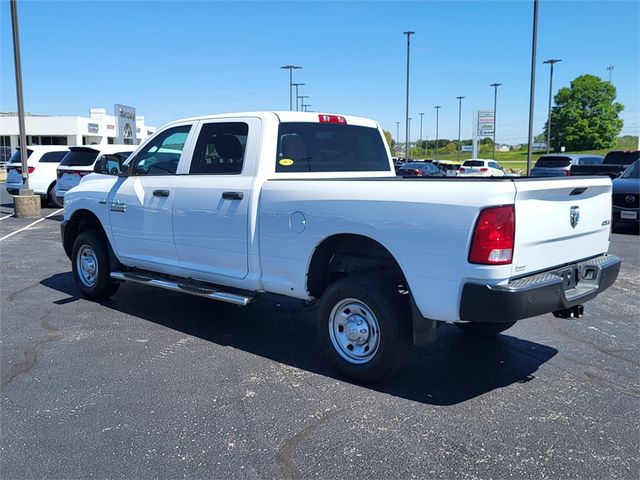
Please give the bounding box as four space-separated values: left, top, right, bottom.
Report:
110 271 253 306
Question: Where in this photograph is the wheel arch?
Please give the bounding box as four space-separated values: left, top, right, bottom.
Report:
306 233 407 298
62 209 110 260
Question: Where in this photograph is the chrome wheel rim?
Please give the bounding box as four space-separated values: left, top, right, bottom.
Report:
76 244 98 287
329 298 380 364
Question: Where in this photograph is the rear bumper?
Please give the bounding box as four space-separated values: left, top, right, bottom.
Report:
459 254 621 322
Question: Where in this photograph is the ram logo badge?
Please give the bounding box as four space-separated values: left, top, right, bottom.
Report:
570 206 580 228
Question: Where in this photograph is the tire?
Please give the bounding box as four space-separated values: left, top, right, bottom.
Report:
48 184 63 208
71 230 119 300
455 321 516 337
317 276 411 383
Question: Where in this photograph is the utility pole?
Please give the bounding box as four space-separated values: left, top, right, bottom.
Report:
543 59 561 153
292 83 305 111
403 31 415 160
607 64 614 82
434 106 442 161
490 83 502 160
280 65 301 111
10 0 40 217
526 0 539 175
456 97 465 162
419 112 424 155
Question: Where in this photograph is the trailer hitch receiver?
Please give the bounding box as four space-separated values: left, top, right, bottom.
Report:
552 304 584 319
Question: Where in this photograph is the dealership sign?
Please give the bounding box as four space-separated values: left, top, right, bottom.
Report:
477 110 495 137
114 104 136 144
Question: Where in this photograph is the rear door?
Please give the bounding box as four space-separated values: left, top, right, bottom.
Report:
109 123 193 269
510 177 612 277
172 118 261 281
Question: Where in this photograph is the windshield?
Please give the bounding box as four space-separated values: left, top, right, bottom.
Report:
603 151 640 165
621 160 639 179
60 149 100 167
535 156 571 168
275 122 390 173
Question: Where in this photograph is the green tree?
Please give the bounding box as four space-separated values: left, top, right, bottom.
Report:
546 74 623 151
445 142 457 154
383 130 395 151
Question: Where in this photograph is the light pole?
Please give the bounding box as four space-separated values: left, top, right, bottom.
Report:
403 31 415 160
490 83 502 160
526 0 539 175
10 0 29 192
395 121 400 156
607 64 614 82
419 112 424 154
543 59 561 153
280 65 301 111
302 103 311 112
292 83 305 111
408 117 412 158
456 97 464 162
434 106 442 161
298 95 309 112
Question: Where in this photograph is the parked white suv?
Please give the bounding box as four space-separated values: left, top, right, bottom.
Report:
459 158 505 177
5 146 70 206
55 145 136 205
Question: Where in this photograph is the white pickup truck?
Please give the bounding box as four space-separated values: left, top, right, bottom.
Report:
60 112 621 382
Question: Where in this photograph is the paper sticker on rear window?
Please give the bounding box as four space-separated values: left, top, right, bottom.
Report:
279 158 294 167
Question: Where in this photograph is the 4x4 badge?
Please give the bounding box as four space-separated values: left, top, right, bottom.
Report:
570 206 580 228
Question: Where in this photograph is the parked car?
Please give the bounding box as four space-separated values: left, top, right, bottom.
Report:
5 146 70 206
612 160 639 228
396 161 444 177
55 145 136 205
433 160 462 176
458 159 505 177
60 111 620 383
530 154 603 177
570 150 639 178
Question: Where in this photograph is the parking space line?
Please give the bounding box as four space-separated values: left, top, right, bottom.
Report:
0 214 13 221
0 209 63 242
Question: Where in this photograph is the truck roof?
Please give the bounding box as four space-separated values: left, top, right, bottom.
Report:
162 111 380 129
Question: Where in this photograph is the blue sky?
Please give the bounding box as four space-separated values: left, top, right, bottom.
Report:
1 0 638 144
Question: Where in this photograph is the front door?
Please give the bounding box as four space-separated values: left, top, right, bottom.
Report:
109 123 193 271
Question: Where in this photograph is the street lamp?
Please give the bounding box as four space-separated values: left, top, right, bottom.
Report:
456 97 465 162
526 0 539 175
292 83 305 111
302 103 311 112
403 31 415 160
543 59 561 153
395 121 400 156
408 117 412 159
490 83 502 160
280 65 302 111
607 64 615 82
434 106 442 161
419 112 424 154
297 95 309 112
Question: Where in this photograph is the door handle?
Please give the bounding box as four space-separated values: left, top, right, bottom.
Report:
222 191 244 200
153 189 170 197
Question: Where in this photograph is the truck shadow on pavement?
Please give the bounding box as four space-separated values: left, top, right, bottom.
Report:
42 272 558 406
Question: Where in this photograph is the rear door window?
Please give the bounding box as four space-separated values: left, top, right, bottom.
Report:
534 156 571 168
275 122 390 173
189 122 248 175
39 151 68 163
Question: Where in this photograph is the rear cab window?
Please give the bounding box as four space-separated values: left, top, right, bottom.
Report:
534 156 571 168
275 122 390 173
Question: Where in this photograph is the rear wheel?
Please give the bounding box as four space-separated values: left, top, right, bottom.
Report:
48 183 62 208
72 230 119 300
317 276 411 383
455 321 516 337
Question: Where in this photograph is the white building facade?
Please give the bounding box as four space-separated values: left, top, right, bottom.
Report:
0 107 156 164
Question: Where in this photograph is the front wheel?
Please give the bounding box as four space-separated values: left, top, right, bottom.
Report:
317 276 411 383
455 321 516 337
72 230 119 300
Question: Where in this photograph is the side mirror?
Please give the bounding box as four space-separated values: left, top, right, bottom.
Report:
93 157 107 174
119 164 130 176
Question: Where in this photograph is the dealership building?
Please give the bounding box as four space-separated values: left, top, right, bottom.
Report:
0 106 157 164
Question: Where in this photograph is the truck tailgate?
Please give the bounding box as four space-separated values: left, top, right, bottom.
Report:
511 177 612 277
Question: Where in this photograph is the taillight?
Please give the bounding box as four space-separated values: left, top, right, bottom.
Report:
15 167 35 174
57 170 63 179
469 205 515 265
414 169 422 175
459 167 465 172
480 167 489 172
564 170 571 176
318 114 347 124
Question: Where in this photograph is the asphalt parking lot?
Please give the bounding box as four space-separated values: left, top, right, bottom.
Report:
1 189 638 479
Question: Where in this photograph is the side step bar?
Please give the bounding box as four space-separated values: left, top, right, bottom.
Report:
110 271 253 306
